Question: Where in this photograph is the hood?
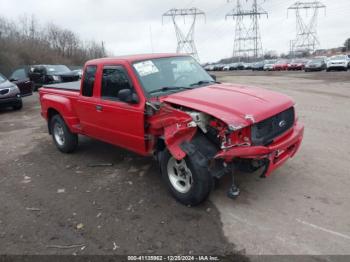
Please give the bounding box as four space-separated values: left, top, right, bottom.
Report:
163 83 294 128
0 80 15 90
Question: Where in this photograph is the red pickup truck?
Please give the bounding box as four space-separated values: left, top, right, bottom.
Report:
39 54 304 206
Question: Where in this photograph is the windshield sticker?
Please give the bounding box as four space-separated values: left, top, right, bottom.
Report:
134 61 159 77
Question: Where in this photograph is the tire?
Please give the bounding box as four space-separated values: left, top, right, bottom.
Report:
50 114 78 153
13 99 23 110
159 150 212 206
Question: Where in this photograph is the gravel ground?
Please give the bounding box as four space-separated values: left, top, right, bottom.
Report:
1 70 350 257
0 95 235 256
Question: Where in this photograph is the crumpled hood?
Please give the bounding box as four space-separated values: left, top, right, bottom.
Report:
163 83 294 127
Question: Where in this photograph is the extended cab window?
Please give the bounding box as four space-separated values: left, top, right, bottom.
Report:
82 65 97 97
101 66 133 101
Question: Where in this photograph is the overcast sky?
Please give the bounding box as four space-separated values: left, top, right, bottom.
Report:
1 0 349 62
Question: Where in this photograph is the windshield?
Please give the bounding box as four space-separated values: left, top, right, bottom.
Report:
0 73 7 83
133 56 215 96
331 55 347 61
46 65 71 75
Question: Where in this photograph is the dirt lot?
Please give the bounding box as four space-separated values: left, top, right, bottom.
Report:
1 70 350 256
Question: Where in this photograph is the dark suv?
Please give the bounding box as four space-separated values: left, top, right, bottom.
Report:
30 65 80 90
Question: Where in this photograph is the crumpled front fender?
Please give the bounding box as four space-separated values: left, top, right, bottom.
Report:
147 103 197 160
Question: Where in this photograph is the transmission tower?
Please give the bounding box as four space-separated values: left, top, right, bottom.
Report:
288 1 326 54
162 8 205 61
226 0 268 61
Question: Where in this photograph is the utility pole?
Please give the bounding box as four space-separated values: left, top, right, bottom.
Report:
226 0 268 61
162 8 205 61
288 1 326 55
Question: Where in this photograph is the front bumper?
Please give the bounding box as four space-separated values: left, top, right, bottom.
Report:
0 94 22 107
215 122 304 177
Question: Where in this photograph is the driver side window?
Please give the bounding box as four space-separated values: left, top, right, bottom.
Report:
101 66 133 101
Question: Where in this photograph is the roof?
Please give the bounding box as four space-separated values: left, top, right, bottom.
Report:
86 53 187 65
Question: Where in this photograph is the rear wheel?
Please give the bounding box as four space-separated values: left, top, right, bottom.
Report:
159 150 212 206
50 114 78 153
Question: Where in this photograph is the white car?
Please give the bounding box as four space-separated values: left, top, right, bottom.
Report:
326 55 349 72
263 60 277 71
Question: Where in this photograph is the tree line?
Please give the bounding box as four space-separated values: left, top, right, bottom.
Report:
0 15 108 76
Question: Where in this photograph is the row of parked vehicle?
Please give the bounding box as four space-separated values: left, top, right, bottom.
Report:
0 65 82 111
205 54 350 73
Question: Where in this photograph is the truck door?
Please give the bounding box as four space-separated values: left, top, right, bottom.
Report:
75 65 103 139
93 65 146 155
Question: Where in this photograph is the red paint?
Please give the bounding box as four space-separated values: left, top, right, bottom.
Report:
39 54 304 178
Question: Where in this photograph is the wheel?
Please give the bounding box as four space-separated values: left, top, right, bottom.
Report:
159 150 212 206
50 114 78 153
326 68 330 72
13 99 23 110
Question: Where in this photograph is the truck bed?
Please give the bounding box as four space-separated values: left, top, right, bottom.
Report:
42 81 81 92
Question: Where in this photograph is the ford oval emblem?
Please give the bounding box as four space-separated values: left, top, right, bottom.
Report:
279 120 287 128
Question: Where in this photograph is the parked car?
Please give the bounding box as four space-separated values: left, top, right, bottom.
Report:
0 73 23 110
263 60 277 71
288 59 308 71
304 58 327 72
39 54 304 206
72 69 83 79
215 64 227 71
252 61 265 71
326 55 349 71
229 63 239 70
273 60 290 71
29 65 80 91
8 67 34 96
244 63 253 70
223 64 231 71
204 65 215 71
236 62 246 70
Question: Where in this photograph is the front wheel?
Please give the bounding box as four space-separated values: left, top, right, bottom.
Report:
13 99 23 110
159 150 212 206
50 115 78 153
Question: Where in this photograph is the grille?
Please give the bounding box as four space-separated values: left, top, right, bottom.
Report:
251 107 295 146
0 89 10 95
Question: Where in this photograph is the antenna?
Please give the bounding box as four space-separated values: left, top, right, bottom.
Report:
162 8 205 61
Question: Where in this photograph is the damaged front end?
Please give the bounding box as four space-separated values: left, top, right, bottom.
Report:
146 101 304 199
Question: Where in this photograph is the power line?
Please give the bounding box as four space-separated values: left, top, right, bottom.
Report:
288 1 326 55
162 8 206 61
226 0 268 61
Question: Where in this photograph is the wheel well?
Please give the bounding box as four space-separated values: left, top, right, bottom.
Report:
47 108 60 134
156 138 166 152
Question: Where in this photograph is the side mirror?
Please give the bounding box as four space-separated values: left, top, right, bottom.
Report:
210 74 217 81
118 89 139 104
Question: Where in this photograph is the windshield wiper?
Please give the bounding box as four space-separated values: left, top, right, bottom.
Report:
148 86 193 95
190 80 216 87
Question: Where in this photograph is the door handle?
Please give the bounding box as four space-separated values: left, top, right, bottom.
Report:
96 105 103 112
